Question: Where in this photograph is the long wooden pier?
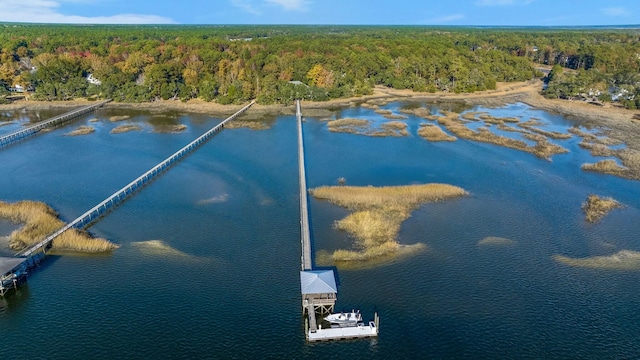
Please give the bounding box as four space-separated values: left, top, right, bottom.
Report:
16 101 254 259
296 100 379 341
297 99 313 272
0 100 111 149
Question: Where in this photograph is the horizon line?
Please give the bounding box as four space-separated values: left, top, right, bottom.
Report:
2 22 640 28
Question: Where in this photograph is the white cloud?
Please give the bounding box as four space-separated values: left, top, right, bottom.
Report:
265 0 309 11
475 0 533 6
230 0 262 15
0 0 176 24
603 7 629 17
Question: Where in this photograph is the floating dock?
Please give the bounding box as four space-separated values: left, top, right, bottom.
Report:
307 316 379 342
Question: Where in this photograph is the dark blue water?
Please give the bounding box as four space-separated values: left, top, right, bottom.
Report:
0 102 639 359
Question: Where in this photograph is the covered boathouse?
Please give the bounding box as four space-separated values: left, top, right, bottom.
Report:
0 257 27 296
300 270 337 315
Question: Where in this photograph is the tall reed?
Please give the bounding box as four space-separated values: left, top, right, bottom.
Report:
582 194 621 223
0 201 118 252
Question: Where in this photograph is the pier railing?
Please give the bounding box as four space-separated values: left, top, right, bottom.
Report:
297 100 313 271
16 101 254 258
0 100 112 149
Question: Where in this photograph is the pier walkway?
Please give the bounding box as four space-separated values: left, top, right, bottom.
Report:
16 101 254 259
0 100 111 149
297 100 313 271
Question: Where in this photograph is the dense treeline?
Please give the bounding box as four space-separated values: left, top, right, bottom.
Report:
0 25 639 106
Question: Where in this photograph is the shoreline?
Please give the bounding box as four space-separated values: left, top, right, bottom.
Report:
2 80 638 144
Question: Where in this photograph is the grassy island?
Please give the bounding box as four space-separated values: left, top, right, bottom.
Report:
418 124 457 142
66 125 95 136
0 201 118 253
582 194 622 223
401 108 570 160
153 124 188 133
310 183 467 262
111 124 142 134
327 118 408 137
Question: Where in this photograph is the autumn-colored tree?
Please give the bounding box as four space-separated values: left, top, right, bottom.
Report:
306 64 334 89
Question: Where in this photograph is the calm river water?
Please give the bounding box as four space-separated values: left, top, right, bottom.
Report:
0 102 639 359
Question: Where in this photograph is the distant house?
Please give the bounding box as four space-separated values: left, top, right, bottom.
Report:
9 84 24 92
610 87 633 101
86 73 102 86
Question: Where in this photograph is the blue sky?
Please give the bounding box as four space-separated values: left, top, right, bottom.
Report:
0 0 638 26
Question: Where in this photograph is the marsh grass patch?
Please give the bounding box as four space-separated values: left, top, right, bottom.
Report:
418 124 457 142
310 183 467 262
328 118 409 137
111 124 143 134
225 120 270 130
66 125 95 136
582 194 622 223
109 115 131 122
0 200 118 253
153 124 187 133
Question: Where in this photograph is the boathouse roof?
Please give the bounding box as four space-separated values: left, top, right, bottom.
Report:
300 270 337 294
0 257 26 276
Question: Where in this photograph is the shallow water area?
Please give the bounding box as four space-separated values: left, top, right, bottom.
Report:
0 108 72 135
0 101 639 359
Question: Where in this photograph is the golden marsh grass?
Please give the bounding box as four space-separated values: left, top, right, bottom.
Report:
518 123 573 139
109 115 131 122
328 118 408 137
418 124 457 142
225 120 270 130
579 141 616 157
582 194 622 223
316 244 427 270
399 107 441 121
327 118 370 134
554 250 640 270
478 114 520 124
153 124 187 133
568 127 597 140
0 201 118 252
461 112 484 121
582 159 628 177
310 183 467 261
360 102 379 109
111 124 142 134
496 124 523 133
52 228 118 253
66 125 95 136
376 121 409 137
435 111 568 159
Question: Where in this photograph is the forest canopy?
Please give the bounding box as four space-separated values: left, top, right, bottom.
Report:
1 24 639 106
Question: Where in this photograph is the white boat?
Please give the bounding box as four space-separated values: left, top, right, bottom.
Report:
324 310 362 325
